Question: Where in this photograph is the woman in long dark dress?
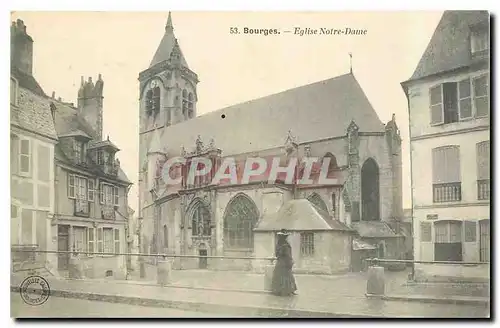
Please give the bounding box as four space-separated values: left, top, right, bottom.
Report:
271 229 297 296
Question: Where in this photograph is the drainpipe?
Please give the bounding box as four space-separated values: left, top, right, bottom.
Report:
402 83 415 280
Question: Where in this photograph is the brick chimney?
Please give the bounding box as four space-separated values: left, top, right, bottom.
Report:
11 19 34 75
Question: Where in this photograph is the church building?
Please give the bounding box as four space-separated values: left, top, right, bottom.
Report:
138 13 405 273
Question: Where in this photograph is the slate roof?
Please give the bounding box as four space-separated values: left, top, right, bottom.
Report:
10 71 58 141
161 73 385 156
150 12 189 68
404 10 489 83
58 129 92 139
52 101 131 184
11 66 45 97
351 221 400 238
255 199 353 232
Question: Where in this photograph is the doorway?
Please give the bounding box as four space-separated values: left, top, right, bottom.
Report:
57 225 70 270
199 249 208 269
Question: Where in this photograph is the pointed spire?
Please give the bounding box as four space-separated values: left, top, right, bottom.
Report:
149 12 190 68
166 11 173 32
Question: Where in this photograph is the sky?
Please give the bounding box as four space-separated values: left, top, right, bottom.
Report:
11 11 444 213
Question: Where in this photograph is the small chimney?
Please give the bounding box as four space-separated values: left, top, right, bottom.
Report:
11 19 34 75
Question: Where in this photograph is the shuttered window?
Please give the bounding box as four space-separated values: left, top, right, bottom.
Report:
432 146 461 202
430 85 443 124
479 220 490 262
458 79 472 119
476 141 490 200
473 74 489 117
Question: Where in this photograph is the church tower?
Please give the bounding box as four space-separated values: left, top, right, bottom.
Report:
138 12 198 213
138 12 199 132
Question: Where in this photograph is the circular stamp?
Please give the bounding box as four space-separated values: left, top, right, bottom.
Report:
19 275 50 306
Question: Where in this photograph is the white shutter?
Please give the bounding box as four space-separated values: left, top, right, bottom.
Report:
430 85 444 125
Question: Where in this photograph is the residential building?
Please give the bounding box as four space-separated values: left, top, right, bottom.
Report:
10 19 58 271
10 19 134 279
137 13 406 273
401 11 490 281
50 76 133 279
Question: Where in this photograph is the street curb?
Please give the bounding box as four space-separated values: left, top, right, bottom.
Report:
60 278 272 295
365 294 490 306
11 286 380 318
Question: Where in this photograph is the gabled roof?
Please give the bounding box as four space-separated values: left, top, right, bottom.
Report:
160 73 385 157
149 12 189 68
405 10 489 83
255 199 353 232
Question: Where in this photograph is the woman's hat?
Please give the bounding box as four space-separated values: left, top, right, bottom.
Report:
276 228 290 236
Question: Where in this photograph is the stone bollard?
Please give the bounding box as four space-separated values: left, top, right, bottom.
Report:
264 264 275 291
157 258 172 286
139 260 146 278
366 265 385 296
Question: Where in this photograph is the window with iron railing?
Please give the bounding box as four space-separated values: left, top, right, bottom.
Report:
432 146 461 203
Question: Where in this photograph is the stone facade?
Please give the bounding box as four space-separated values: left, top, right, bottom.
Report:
137 13 405 274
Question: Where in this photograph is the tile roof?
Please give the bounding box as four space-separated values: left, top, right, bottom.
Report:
10 80 58 141
255 199 353 232
351 221 400 238
405 10 489 83
160 73 385 157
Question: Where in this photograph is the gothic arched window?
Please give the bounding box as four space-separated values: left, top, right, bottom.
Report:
182 89 188 118
146 85 161 116
188 93 194 118
191 202 211 237
307 193 328 213
361 157 380 221
223 194 259 250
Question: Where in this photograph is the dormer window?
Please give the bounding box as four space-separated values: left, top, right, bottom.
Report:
97 150 104 165
470 22 489 55
146 80 161 116
73 139 87 164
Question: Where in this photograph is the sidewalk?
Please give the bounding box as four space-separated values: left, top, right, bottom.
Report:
11 271 490 318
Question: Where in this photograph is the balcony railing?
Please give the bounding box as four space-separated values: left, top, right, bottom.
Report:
433 182 462 203
478 179 490 200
